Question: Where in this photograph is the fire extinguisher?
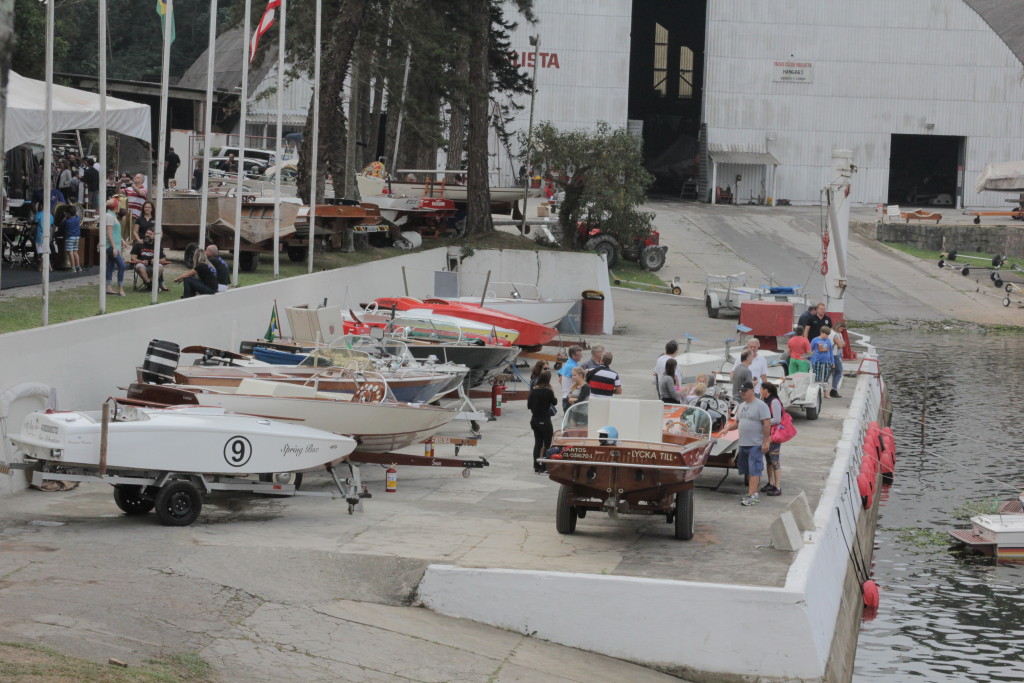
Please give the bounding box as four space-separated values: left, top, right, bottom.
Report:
385 466 397 493
491 382 506 417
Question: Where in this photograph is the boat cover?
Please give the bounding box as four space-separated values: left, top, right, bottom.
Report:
974 160 1024 193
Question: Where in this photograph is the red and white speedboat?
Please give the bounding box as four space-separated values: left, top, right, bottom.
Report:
372 296 558 348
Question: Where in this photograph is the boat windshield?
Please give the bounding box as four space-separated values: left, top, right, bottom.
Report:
335 335 415 362
560 401 713 441
475 282 540 300
298 347 373 371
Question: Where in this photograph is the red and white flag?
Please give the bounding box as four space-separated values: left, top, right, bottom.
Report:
249 0 281 63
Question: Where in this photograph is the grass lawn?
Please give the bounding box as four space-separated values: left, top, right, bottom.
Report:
608 261 668 292
0 641 213 682
0 230 559 334
881 241 1024 270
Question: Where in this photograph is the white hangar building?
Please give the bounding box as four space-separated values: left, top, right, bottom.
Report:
502 0 1024 208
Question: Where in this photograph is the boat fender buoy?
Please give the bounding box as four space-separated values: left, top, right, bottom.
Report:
881 427 896 462
861 453 878 480
857 471 872 507
385 466 398 493
862 580 880 608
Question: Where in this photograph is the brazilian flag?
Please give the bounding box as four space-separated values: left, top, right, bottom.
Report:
265 303 281 342
155 0 176 44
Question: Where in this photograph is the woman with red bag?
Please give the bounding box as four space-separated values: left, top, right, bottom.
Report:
761 383 786 496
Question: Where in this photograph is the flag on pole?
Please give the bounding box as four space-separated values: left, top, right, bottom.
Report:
155 0 176 44
265 301 281 341
250 0 281 63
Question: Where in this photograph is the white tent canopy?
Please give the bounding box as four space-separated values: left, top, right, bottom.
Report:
975 160 1024 193
3 71 151 151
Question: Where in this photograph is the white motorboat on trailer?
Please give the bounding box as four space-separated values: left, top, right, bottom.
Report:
127 378 457 454
8 403 365 525
10 404 356 475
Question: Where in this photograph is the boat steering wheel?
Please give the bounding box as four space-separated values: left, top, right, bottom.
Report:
353 383 385 403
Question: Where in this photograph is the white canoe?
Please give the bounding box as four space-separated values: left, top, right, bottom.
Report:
10 405 357 475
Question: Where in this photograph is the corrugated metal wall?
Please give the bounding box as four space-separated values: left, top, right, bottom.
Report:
703 0 1024 206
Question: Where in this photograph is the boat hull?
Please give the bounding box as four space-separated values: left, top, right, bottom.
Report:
375 297 558 347
445 298 576 328
404 343 520 388
10 406 356 475
128 384 456 453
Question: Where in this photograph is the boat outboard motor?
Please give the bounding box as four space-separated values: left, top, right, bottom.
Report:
598 425 619 447
140 339 180 385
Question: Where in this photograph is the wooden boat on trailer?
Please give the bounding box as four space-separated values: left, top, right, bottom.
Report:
538 398 715 540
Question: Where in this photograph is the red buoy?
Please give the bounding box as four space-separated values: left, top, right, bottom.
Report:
862 579 880 608
857 471 872 508
881 427 896 462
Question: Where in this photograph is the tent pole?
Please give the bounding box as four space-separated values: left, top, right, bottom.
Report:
42 0 54 325
198 0 218 252
233 0 251 287
307 0 321 274
98 0 108 313
272 0 286 279
152 0 172 305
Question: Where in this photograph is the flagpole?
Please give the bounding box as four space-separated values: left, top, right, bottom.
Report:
41 0 54 325
233 0 251 287
152 0 172 305
98 0 108 314
198 0 218 252
307 0 321 274
272 0 286 279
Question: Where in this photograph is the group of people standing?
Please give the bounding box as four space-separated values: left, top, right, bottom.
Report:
787 302 846 399
525 344 623 474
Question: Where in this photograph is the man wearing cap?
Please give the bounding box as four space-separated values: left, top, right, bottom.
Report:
736 381 772 506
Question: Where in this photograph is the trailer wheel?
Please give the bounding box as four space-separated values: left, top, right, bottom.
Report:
113 484 155 515
287 246 306 262
805 393 821 420
154 480 202 526
259 472 303 489
642 245 666 272
555 485 577 534
706 297 720 319
674 488 694 540
239 251 260 273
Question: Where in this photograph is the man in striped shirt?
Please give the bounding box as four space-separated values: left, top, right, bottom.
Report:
586 352 622 396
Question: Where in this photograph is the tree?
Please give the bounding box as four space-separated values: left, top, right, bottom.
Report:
526 121 655 248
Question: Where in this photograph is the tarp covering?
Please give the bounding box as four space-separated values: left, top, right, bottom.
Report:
974 160 1024 193
3 71 151 151
709 145 780 166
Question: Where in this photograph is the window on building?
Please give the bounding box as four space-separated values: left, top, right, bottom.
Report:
653 23 668 96
679 46 694 99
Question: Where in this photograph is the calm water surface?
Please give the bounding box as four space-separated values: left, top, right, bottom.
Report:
854 331 1024 681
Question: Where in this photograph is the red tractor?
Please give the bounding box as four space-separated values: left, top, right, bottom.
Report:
576 221 667 271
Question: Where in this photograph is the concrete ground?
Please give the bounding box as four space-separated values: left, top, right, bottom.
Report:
0 286 847 681
0 198 982 681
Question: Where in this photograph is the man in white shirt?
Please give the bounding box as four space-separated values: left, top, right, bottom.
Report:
732 338 768 394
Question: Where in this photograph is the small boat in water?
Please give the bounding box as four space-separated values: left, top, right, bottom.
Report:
949 501 1024 561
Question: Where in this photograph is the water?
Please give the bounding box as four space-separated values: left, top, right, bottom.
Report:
854 331 1024 682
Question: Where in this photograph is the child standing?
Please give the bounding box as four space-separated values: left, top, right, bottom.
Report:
810 326 834 390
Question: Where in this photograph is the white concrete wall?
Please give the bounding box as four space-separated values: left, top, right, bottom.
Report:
0 248 610 498
419 354 886 680
704 0 1024 206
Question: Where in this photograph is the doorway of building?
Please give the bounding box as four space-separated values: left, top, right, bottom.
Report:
628 0 707 194
888 134 963 206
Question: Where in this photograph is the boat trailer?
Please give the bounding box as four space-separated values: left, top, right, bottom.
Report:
351 434 488 478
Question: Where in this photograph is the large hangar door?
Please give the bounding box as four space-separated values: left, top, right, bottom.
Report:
888 134 963 207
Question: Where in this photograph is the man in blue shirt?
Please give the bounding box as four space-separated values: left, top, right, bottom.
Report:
557 345 583 412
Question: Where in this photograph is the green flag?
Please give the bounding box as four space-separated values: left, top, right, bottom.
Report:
265 302 280 342
155 0 176 44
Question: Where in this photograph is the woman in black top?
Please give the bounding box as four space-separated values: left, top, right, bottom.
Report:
526 370 557 473
135 201 156 242
175 250 218 298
